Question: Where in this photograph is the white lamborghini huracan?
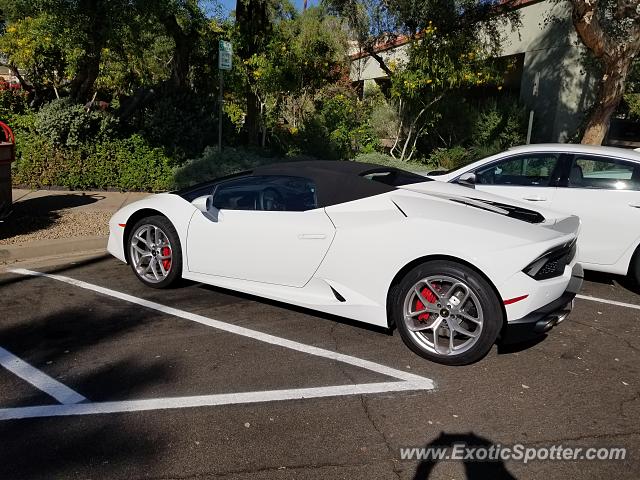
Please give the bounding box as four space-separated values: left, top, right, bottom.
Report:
108 161 583 365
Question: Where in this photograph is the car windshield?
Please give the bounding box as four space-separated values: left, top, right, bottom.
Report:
360 168 430 186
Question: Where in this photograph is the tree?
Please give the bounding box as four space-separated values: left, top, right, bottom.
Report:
570 0 640 144
325 0 520 160
234 0 295 145
243 6 347 144
0 13 65 96
0 0 140 102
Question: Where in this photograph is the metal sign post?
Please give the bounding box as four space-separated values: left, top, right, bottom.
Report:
218 40 232 153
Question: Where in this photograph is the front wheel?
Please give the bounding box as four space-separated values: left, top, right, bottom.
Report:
391 260 503 365
128 215 182 288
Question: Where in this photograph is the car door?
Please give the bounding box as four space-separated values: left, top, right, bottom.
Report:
468 153 562 205
549 154 640 266
187 175 335 287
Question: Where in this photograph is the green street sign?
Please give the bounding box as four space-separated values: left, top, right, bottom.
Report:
219 40 232 70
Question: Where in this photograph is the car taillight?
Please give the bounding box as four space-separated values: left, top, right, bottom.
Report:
524 240 576 280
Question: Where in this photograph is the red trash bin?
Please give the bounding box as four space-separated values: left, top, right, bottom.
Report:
0 121 15 219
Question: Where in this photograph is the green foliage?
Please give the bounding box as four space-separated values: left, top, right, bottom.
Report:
418 95 527 152
172 147 281 188
353 152 428 171
34 99 120 147
624 93 640 120
0 88 31 120
469 97 527 148
0 13 69 92
12 133 172 191
275 85 379 160
427 146 473 171
127 91 216 163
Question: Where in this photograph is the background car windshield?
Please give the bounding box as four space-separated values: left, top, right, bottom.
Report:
567 156 640 190
475 154 559 186
212 175 318 211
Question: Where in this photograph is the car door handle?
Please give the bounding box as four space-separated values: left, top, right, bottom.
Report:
522 196 547 202
298 234 326 240
630 203 640 208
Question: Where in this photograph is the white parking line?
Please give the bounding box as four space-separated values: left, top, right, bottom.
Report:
0 268 435 420
576 294 640 311
0 347 87 405
0 382 418 421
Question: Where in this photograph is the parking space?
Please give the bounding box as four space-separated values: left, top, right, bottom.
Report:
1 255 639 479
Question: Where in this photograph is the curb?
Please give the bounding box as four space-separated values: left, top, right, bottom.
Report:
0 236 108 263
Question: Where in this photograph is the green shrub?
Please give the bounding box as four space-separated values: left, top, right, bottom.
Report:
0 88 30 120
624 93 640 120
427 146 473 171
173 147 283 189
353 152 430 172
12 133 172 191
470 97 527 149
127 91 216 163
34 98 120 147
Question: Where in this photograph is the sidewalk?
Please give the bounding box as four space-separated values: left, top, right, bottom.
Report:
1 189 151 264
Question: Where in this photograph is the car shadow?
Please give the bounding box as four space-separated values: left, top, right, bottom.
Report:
412 431 517 480
583 270 640 296
0 193 103 241
194 282 394 336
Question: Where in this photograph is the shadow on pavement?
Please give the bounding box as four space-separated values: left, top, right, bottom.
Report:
0 193 103 240
583 270 640 296
0 253 112 288
413 432 517 480
0 301 171 479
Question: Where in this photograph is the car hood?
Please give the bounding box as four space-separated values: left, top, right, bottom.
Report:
393 181 580 241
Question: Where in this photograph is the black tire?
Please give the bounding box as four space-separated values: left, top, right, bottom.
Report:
390 260 503 366
629 247 640 287
127 215 182 289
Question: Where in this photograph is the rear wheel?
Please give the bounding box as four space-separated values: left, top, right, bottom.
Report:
128 215 182 288
630 247 640 287
391 260 503 365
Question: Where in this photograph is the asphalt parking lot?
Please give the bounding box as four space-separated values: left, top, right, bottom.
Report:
0 254 639 479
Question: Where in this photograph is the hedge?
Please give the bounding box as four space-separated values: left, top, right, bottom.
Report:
12 133 173 191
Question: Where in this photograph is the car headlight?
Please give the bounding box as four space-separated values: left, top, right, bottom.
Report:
524 240 577 280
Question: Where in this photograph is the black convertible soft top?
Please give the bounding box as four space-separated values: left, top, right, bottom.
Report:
176 160 429 207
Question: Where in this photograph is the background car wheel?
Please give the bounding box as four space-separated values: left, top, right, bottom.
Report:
391 260 503 366
630 247 640 288
128 215 182 288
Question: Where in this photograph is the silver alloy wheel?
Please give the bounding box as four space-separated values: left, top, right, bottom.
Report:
130 224 173 284
402 275 484 356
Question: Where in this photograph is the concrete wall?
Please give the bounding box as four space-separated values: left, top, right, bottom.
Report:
349 0 596 143
501 0 596 142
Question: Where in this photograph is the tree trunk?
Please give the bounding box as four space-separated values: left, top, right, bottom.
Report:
245 90 262 146
581 55 633 145
1 63 34 93
236 0 271 146
571 0 640 145
70 52 102 102
161 14 195 89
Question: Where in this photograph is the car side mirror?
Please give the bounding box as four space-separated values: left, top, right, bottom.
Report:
192 195 219 221
458 172 476 188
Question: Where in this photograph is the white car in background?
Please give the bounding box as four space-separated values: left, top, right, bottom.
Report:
429 144 640 284
108 161 582 365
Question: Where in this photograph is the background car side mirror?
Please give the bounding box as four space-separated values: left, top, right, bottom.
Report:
457 172 476 188
192 195 219 221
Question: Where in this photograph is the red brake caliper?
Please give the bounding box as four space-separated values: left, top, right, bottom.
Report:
415 286 437 322
161 247 171 271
